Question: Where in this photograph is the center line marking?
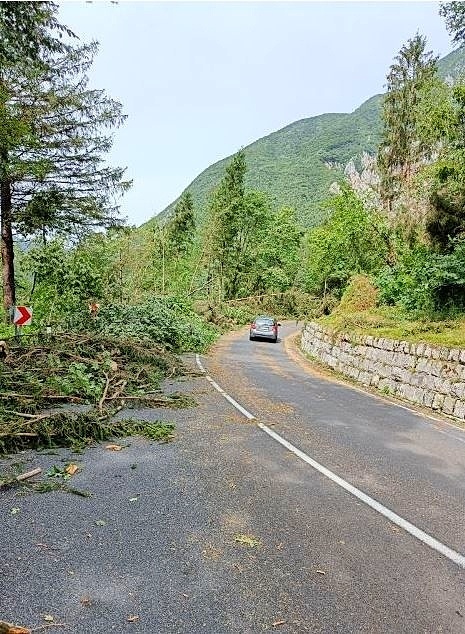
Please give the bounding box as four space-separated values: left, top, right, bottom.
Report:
195 353 465 570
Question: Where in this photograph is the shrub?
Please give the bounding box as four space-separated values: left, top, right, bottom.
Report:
82 297 218 352
376 239 465 314
335 274 379 314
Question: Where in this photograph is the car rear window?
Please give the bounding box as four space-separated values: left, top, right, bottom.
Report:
256 318 274 325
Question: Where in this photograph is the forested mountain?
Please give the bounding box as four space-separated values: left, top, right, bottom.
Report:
152 47 465 228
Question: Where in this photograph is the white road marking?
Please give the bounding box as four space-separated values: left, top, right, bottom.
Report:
258 422 465 570
195 354 206 374
195 353 465 570
196 354 255 420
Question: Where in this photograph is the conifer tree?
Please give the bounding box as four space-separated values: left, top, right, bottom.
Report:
166 191 195 255
0 2 129 314
205 150 247 300
378 34 438 210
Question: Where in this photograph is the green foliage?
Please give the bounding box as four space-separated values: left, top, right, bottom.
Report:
304 185 389 296
166 191 195 255
440 2 465 47
89 297 217 352
377 239 465 313
0 409 175 456
335 275 379 313
412 80 465 250
0 2 129 313
378 34 438 204
22 236 114 322
0 2 74 66
205 150 248 299
251 206 304 294
48 362 103 400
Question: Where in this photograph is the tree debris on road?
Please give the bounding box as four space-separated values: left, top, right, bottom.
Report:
0 335 185 455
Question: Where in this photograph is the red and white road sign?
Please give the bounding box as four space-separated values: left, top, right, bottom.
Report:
13 306 33 326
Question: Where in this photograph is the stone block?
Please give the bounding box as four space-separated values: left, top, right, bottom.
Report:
429 361 445 378
391 367 411 383
423 345 433 359
408 373 425 387
415 342 426 357
451 382 465 400
358 371 372 386
442 363 461 379
416 358 432 374
434 377 452 395
400 384 425 404
378 378 397 395
346 366 360 381
447 348 461 361
442 395 456 416
432 393 445 410
394 340 410 353
423 391 434 408
439 346 451 361
370 374 380 387
384 339 395 351
453 400 465 419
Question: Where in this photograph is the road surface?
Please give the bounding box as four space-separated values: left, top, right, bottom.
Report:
1 322 465 633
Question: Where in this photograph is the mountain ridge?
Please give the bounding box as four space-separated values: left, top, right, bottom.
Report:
147 47 465 229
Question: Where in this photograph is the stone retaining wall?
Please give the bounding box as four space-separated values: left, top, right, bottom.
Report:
301 322 465 420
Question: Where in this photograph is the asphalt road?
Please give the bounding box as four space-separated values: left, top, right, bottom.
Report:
1 322 465 633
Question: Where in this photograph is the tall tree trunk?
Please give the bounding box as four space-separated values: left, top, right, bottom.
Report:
1 175 15 317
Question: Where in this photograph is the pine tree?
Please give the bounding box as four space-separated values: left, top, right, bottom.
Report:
166 191 195 255
205 150 247 300
0 3 129 314
378 34 438 210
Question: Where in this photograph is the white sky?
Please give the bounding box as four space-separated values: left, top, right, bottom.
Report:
58 1 453 226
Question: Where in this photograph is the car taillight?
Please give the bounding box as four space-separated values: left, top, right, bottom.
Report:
251 322 256 329
272 325 277 332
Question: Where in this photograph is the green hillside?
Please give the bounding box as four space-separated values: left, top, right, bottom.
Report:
149 48 465 229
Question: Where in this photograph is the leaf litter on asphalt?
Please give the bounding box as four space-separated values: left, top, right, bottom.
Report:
233 533 261 548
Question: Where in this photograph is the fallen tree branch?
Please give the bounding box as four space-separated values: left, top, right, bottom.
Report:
104 395 173 402
0 467 42 488
3 410 54 421
16 467 42 482
0 393 84 402
98 372 111 413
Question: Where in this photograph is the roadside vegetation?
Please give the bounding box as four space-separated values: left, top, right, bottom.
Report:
3 3 465 456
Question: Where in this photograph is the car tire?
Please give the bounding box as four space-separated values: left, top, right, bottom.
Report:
249 335 254 341
273 337 278 343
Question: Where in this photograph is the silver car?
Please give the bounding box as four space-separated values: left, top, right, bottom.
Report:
249 316 279 343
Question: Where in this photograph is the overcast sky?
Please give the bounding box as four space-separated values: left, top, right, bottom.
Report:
58 1 452 226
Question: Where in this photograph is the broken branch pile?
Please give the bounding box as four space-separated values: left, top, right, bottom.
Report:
0 334 187 455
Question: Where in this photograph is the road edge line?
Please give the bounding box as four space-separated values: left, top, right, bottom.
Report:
258 422 465 570
195 353 465 570
196 353 255 420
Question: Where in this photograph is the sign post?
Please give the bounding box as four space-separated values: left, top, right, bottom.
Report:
12 306 33 339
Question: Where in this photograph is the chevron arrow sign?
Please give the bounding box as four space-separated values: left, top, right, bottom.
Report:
13 306 33 326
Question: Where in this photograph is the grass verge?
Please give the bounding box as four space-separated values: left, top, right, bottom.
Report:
319 306 465 348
